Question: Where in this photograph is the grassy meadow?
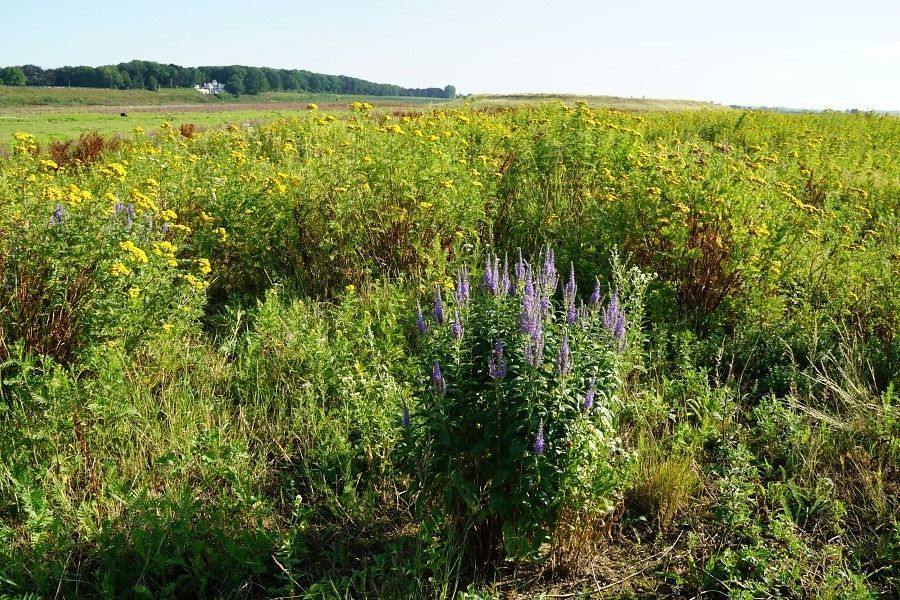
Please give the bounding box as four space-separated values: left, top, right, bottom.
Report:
0 87 450 143
0 86 722 144
0 100 897 598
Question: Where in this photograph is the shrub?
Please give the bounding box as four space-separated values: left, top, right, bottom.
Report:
401 248 641 564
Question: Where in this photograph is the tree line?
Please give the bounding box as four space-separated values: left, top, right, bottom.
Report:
0 61 456 99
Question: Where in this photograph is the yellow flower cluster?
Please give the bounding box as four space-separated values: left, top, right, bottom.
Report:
182 273 208 291
119 240 148 263
110 262 131 277
197 258 212 275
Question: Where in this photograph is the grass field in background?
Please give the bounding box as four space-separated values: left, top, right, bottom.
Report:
0 86 722 143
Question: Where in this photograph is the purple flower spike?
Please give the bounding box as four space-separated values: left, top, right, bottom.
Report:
455 265 470 304
566 302 576 326
483 254 496 294
431 362 446 397
433 285 445 325
402 404 411 427
50 202 64 225
565 265 577 325
555 332 571 375
452 308 463 340
603 288 620 330
590 278 601 306
524 265 534 299
542 247 557 291
124 203 135 227
566 263 576 300
614 313 626 351
533 420 545 455
114 200 124 215
416 302 428 335
609 288 620 319
525 333 544 368
501 254 510 297
514 248 525 281
584 377 596 411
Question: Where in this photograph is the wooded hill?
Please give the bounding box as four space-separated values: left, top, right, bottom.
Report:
0 60 456 98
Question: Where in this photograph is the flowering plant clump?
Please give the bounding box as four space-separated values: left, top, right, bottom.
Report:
402 247 641 562
0 151 210 360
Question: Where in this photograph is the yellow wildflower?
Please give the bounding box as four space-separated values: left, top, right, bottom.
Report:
110 262 131 277
182 274 207 291
152 241 178 257
197 258 212 275
128 287 140 299
119 241 149 263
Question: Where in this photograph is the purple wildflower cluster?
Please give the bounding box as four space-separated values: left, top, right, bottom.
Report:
483 252 515 297
413 247 627 462
519 247 566 368
602 288 627 351
113 200 136 227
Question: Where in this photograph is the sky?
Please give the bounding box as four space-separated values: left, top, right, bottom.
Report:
2 0 899 110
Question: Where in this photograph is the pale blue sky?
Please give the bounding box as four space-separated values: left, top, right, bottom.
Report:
2 0 899 110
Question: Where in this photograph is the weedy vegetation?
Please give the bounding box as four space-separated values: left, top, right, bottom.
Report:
0 100 897 598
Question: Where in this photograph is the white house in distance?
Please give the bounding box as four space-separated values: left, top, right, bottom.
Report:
194 80 227 94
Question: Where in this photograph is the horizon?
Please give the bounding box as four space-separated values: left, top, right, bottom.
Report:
3 0 899 112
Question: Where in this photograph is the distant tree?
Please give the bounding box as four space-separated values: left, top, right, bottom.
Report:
98 65 125 88
19 65 52 86
444 84 457 99
147 75 159 91
226 72 246 96
263 68 283 91
243 68 269 95
0 66 27 86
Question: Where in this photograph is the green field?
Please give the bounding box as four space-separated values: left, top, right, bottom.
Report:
1 100 897 598
0 86 452 143
0 86 723 144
